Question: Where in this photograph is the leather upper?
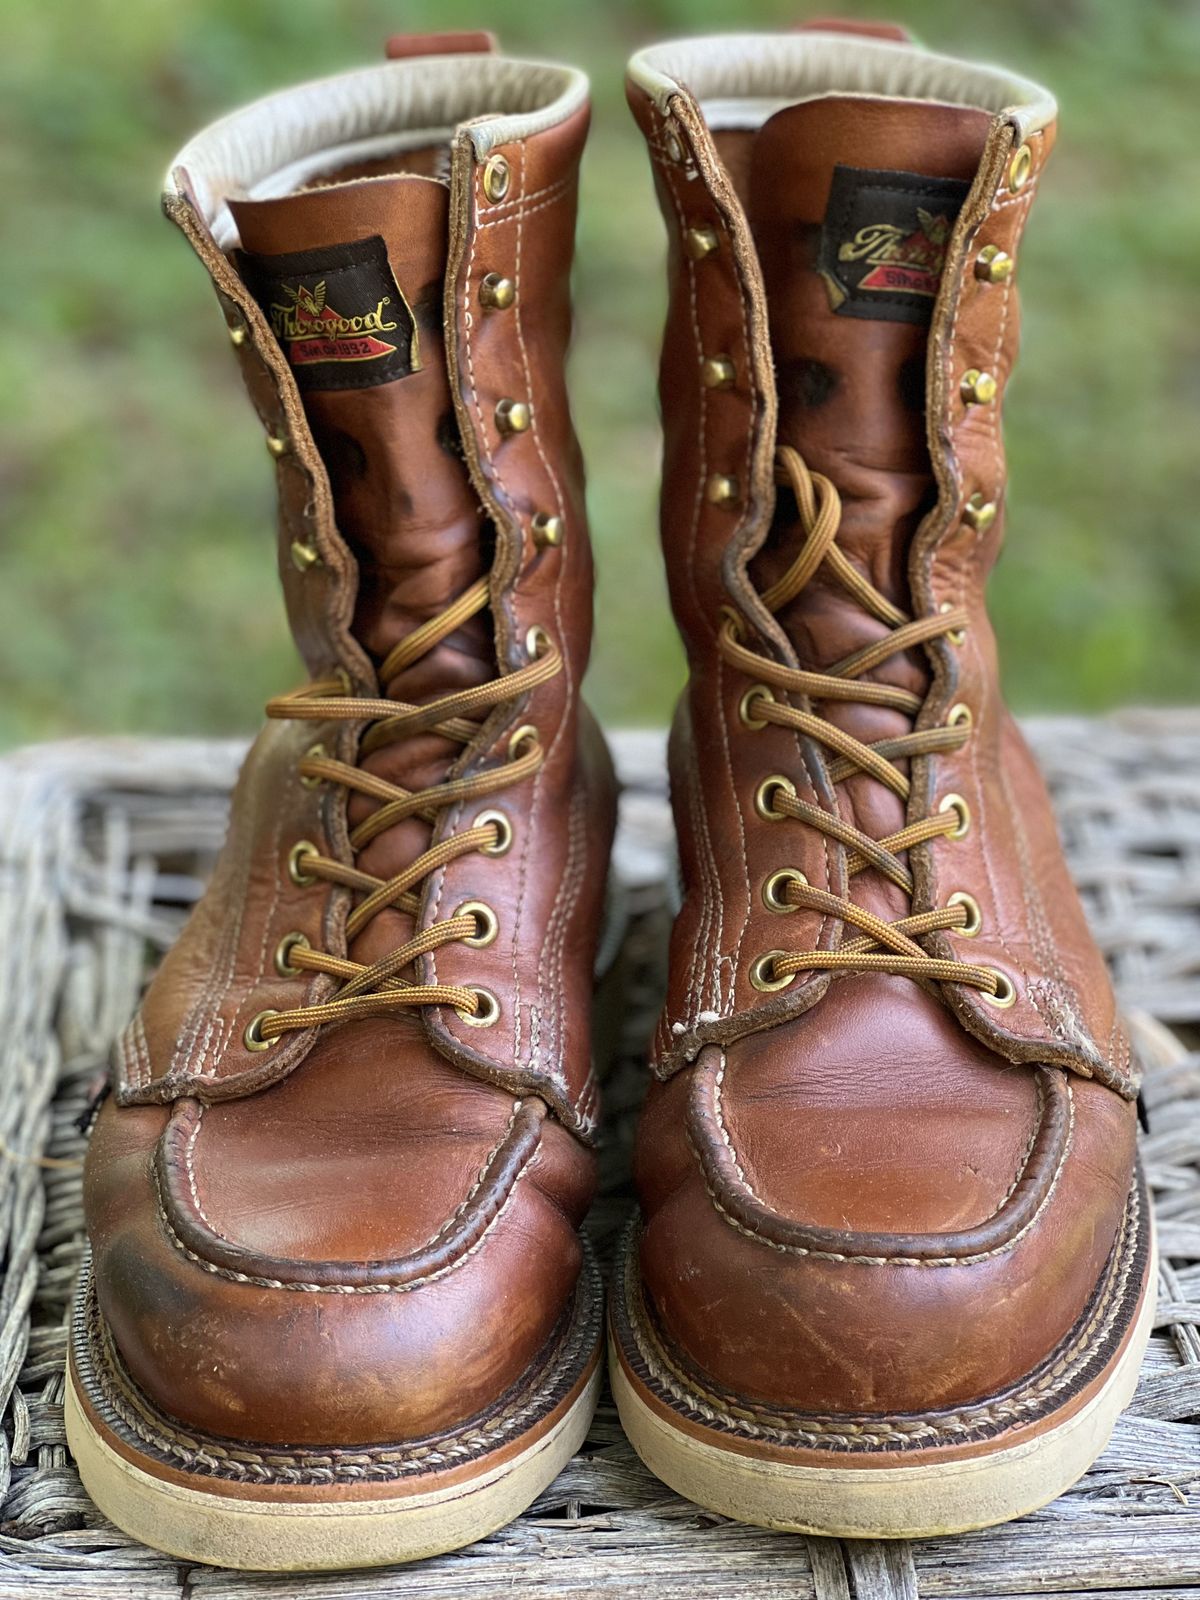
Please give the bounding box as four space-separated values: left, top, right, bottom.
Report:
85 47 614 1449
626 29 1139 1415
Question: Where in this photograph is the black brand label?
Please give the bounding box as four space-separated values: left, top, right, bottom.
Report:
817 166 970 325
238 235 419 391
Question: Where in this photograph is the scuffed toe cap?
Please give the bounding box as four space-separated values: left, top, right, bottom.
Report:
84 1085 590 1448
635 1050 1137 1417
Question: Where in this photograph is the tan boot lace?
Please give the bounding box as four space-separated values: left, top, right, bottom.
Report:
245 577 561 1046
721 446 1008 1004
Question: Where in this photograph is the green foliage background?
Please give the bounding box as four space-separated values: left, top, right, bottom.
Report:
2 0 1197 744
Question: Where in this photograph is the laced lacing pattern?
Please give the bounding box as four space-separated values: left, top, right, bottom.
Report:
723 445 1008 1004
242 576 560 1046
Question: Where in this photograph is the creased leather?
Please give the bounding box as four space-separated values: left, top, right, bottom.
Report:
626 33 1139 1417
86 51 613 1451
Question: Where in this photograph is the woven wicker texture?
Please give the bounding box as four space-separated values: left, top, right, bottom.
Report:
1 718 1199 1597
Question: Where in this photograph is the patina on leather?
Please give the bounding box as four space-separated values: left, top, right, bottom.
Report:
624 28 1140 1419
83 46 615 1452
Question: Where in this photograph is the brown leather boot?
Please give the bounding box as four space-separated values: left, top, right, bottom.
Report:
612 25 1154 1537
66 36 615 1571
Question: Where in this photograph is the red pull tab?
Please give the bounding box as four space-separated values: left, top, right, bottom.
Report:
796 18 915 43
385 30 498 60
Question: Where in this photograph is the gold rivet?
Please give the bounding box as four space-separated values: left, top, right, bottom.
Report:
525 624 550 659
228 322 247 347
947 702 974 730
532 513 564 550
274 931 310 977
290 539 322 573
508 723 540 761
705 473 740 507
266 432 290 458
939 793 971 841
457 901 499 949
974 245 1014 285
947 891 983 938
474 809 513 856
963 492 997 532
479 273 516 311
299 742 327 788
1008 144 1033 193
748 951 796 993
939 600 967 646
456 986 501 1027
482 153 510 203
982 969 1018 1009
754 774 797 822
702 355 736 390
243 1010 280 1051
287 840 319 886
495 398 531 435
663 127 685 164
738 684 774 729
684 226 719 261
960 369 998 407
763 868 808 914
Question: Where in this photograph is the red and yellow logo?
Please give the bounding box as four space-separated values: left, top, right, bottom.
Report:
837 208 954 298
268 281 399 366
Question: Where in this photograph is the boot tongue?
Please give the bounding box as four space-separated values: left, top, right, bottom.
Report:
746 96 989 909
231 176 492 964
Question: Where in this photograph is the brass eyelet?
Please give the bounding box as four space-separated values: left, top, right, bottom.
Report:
683 225 719 261
963 492 997 533
274 931 310 976
290 539 322 573
705 473 740 507
287 839 319 886
495 397 531 435
265 431 290 459
939 600 967 646
754 774 797 821
525 624 550 659
663 126 685 165
960 368 998 407
947 703 973 731
456 900 499 949
1008 143 1033 193
701 355 736 390
508 723 540 761
974 244 1014 285
531 513 564 550
938 794 971 841
982 969 1018 1009
738 684 775 730
763 869 808 914
749 951 796 993
482 153 510 203
243 1009 280 1051
946 891 983 937
456 987 501 1027
474 809 513 856
299 742 328 788
479 272 516 311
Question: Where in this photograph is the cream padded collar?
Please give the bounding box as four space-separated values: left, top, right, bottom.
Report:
628 32 1055 137
167 54 588 249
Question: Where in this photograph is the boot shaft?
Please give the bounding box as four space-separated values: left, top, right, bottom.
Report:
136 42 615 1133
627 30 1130 1096
166 44 593 702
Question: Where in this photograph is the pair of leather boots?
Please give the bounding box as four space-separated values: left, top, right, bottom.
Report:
68 23 1153 1572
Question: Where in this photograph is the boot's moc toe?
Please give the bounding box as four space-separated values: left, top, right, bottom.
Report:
68 36 616 1573
611 25 1154 1539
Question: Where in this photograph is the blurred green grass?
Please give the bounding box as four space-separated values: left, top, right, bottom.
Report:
2 0 1197 745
